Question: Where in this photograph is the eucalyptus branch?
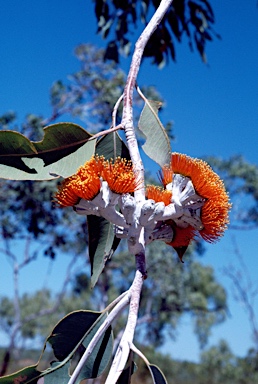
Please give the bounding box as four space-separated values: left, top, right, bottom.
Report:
103 290 129 313
122 0 173 199
104 270 144 384
112 94 124 129
101 5 174 381
118 0 173 285
72 5 175 380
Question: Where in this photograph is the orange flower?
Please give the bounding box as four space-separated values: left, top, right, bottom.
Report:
55 157 103 206
77 155 105 178
160 165 173 186
162 153 231 243
146 185 172 206
55 176 80 207
167 223 196 248
55 156 140 207
102 157 140 194
166 221 196 261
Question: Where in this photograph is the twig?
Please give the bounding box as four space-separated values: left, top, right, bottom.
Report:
111 94 124 159
121 0 173 200
104 290 129 313
112 94 124 130
102 3 173 382
104 270 144 384
130 343 150 365
87 123 123 141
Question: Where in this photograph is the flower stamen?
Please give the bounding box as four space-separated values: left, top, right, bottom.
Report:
55 156 104 206
146 185 172 206
162 153 231 242
102 157 140 194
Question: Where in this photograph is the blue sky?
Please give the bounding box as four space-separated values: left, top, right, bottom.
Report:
1 1 258 362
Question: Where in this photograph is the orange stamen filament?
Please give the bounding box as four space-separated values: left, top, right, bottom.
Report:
146 185 172 206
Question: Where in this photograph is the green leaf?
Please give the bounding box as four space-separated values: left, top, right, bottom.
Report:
0 123 95 180
0 311 113 383
131 345 167 383
138 99 171 167
44 362 71 384
76 312 113 380
117 352 137 384
47 310 103 361
88 216 116 288
46 310 112 382
95 131 130 160
0 364 40 384
148 364 168 384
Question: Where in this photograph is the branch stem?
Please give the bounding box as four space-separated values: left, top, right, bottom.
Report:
70 2 174 383
122 0 173 200
88 124 123 141
104 270 144 383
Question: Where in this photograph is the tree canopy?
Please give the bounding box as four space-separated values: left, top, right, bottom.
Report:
94 0 218 66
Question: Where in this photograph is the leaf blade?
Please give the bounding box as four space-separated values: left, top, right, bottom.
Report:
95 131 130 160
0 123 95 180
77 313 113 380
47 310 102 361
0 364 40 384
88 216 116 288
138 99 171 168
148 364 168 384
44 362 71 384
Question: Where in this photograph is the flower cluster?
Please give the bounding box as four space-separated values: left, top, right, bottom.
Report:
55 151 230 262
147 152 231 258
55 156 139 207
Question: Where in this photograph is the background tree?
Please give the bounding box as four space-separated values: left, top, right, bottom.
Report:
94 0 218 65
198 340 258 384
223 237 258 350
206 156 258 229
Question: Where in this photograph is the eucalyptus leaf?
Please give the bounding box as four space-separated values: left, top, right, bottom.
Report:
0 364 40 384
47 310 103 361
75 312 112 380
0 123 95 180
117 351 137 384
88 216 117 288
0 310 113 384
138 99 171 167
44 362 71 384
148 364 168 384
95 131 130 160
